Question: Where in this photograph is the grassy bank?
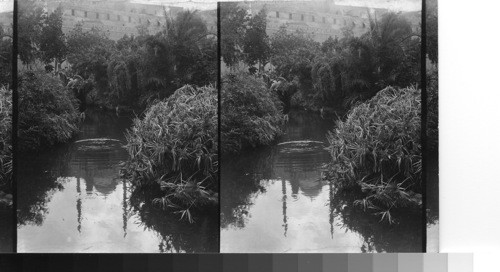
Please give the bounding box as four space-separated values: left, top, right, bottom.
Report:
325 86 421 223
18 71 80 151
122 85 218 222
221 73 285 154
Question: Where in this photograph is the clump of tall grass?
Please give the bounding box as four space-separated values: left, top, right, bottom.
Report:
221 73 285 153
325 86 421 223
0 87 12 193
122 85 218 222
18 71 80 151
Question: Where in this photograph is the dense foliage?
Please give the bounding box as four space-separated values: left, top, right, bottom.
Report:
220 3 248 67
0 87 11 193
122 85 218 222
221 73 285 153
18 71 80 151
326 86 422 223
222 5 420 112
220 4 271 70
0 26 12 86
19 1 216 111
0 22 12 203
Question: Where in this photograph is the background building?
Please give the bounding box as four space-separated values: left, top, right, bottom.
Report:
45 0 215 40
246 0 417 42
0 11 13 34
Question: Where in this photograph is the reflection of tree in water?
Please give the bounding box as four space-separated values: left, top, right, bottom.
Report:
274 146 328 199
220 147 276 229
17 145 73 226
18 141 126 226
329 185 422 252
17 110 131 227
221 142 330 231
128 189 218 253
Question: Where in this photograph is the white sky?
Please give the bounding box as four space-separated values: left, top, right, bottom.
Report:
335 0 421 11
134 0 421 11
0 0 13 13
132 0 217 10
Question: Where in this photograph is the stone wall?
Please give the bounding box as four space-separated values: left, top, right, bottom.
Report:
245 1 389 42
46 0 215 40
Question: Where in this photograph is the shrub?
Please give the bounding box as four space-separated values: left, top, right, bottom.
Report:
221 73 285 153
18 71 80 151
325 86 421 223
122 85 218 222
0 87 12 192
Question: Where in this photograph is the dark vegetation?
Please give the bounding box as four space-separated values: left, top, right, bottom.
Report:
0 87 11 196
329 182 422 252
326 87 422 223
19 1 216 111
221 4 420 113
221 73 285 154
18 1 217 221
122 86 218 222
221 4 422 223
18 71 80 151
0 23 12 202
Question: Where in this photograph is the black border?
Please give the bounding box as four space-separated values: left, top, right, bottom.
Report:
421 0 428 253
11 0 18 254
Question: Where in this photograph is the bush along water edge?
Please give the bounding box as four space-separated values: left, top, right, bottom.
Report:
121 85 218 223
18 70 81 151
325 86 422 224
221 72 286 154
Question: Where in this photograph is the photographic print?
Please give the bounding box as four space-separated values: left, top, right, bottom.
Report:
0 0 12 253
16 0 218 253
220 0 424 253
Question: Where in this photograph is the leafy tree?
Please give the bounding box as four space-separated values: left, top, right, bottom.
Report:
166 10 216 86
39 7 67 72
0 26 12 86
366 12 419 89
18 0 45 65
220 2 248 67
243 9 270 71
107 36 140 105
270 27 320 83
66 24 115 90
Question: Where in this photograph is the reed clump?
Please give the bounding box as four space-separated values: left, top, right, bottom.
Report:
0 87 11 193
122 85 218 222
221 73 285 154
326 86 421 223
18 71 80 151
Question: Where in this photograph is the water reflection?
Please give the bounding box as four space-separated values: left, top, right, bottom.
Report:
221 110 422 252
329 186 422 252
0 209 12 252
17 110 217 252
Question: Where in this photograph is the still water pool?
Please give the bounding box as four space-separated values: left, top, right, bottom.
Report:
221 110 422 253
17 110 218 253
